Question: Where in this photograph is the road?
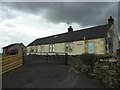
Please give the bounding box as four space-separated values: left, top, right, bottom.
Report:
2 64 104 88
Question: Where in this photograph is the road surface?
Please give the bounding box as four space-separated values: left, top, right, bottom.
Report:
2 64 104 88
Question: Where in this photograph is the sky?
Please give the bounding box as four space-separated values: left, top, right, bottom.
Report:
0 1 119 53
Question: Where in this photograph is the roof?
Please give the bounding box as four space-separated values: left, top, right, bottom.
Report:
3 43 25 49
27 24 109 46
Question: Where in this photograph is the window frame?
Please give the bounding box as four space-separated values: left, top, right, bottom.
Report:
65 42 69 52
65 42 73 52
30 48 34 53
49 44 54 52
69 42 73 52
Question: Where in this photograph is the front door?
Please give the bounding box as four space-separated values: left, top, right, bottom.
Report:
87 42 94 54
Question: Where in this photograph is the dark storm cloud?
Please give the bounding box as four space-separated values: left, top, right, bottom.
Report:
43 2 118 27
2 2 118 27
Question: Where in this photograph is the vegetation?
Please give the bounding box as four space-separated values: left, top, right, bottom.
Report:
68 53 99 75
80 53 99 73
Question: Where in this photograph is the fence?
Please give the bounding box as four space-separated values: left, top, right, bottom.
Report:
25 52 68 65
0 53 23 74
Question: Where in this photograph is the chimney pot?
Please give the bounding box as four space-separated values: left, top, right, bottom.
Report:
108 16 114 25
68 26 73 33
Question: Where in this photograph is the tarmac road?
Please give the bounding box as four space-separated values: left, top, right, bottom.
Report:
2 64 104 88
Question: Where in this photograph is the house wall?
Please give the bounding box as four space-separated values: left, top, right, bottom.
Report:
87 38 106 54
41 44 49 52
26 38 106 55
54 43 65 52
68 40 85 55
3 44 25 55
111 25 119 56
67 38 106 55
107 24 119 56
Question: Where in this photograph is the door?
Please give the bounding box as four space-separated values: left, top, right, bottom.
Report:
88 42 94 54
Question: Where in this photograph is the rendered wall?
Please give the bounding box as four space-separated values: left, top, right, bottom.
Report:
27 38 106 55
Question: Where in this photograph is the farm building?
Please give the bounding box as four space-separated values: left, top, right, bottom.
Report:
2 43 26 55
26 16 119 56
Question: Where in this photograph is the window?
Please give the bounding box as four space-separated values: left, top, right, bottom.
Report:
35 46 38 53
30 48 34 53
65 43 69 52
65 42 73 52
52 44 54 52
41 46 44 52
69 42 73 51
21 48 23 51
49 45 52 52
15 48 18 54
49 44 54 52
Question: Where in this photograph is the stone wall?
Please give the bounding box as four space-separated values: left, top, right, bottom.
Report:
93 58 120 87
68 54 120 88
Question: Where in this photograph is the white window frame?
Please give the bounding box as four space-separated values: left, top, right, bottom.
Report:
49 44 54 52
65 43 69 52
30 48 34 53
65 42 73 52
41 46 44 55
52 44 54 52
35 46 38 53
69 42 73 52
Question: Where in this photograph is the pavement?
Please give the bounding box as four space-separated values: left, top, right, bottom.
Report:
2 64 104 88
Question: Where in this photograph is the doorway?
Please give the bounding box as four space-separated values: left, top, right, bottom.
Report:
87 42 94 54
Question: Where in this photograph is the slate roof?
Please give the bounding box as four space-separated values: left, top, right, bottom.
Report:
27 24 109 46
3 43 25 49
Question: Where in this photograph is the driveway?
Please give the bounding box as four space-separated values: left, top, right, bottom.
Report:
2 64 103 88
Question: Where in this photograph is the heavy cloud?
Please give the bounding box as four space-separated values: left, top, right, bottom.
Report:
2 2 118 27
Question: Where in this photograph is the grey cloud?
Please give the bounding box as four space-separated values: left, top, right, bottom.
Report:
2 2 118 28
4 23 16 28
2 2 50 14
0 5 18 22
43 2 118 27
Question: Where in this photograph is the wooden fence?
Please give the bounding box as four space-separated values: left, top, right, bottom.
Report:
0 53 23 74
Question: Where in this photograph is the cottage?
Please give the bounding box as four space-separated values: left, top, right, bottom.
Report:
3 43 26 55
26 16 119 56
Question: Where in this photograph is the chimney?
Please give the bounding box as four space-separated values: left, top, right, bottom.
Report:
108 16 114 25
68 26 73 33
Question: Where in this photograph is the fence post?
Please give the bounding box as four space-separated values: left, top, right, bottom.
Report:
65 53 68 65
